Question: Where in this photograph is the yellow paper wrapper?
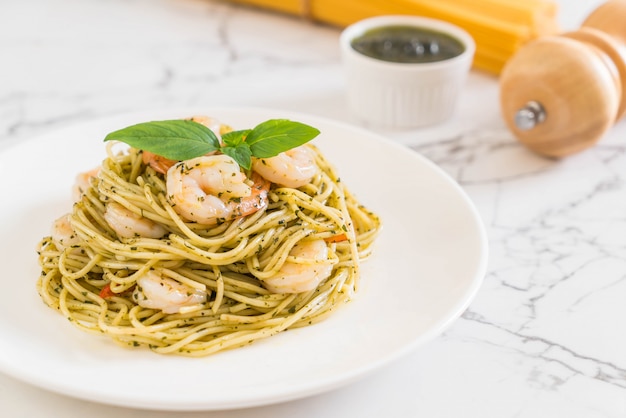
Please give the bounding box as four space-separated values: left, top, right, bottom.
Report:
226 0 559 74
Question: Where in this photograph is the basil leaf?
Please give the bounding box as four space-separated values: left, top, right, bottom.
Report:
221 144 253 170
222 129 251 147
245 119 320 158
104 120 220 161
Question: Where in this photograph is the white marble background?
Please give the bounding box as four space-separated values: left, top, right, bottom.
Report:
1 0 625 417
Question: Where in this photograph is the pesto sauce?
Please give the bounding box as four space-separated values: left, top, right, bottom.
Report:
351 25 465 64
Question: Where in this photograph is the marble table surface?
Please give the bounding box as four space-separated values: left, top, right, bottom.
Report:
1 0 625 417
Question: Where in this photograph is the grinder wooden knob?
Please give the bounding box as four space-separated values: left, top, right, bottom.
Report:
583 0 626 46
499 1 626 158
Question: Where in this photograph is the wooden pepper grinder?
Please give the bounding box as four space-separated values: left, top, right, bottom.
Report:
499 0 626 157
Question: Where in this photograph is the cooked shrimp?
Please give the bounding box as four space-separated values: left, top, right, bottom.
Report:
72 167 100 201
252 145 317 188
51 213 82 251
166 154 270 224
132 270 207 314
142 116 229 175
142 151 177 176
104 202 167 239
189 115 229 136
262 239 334 293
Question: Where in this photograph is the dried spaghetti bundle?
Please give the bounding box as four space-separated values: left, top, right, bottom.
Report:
228 0 559 74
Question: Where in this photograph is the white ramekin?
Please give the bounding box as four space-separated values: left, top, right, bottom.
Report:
340 15 475 129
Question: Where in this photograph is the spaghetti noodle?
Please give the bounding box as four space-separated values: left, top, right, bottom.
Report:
36 118 381 356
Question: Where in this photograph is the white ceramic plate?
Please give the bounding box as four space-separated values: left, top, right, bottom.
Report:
0 108 487 411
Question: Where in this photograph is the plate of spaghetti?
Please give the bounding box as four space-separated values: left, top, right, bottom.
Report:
0 108 487 410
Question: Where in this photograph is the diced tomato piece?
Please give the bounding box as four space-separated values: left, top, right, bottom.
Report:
99 283 134 299
324 233 348 243
99 284 116 299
